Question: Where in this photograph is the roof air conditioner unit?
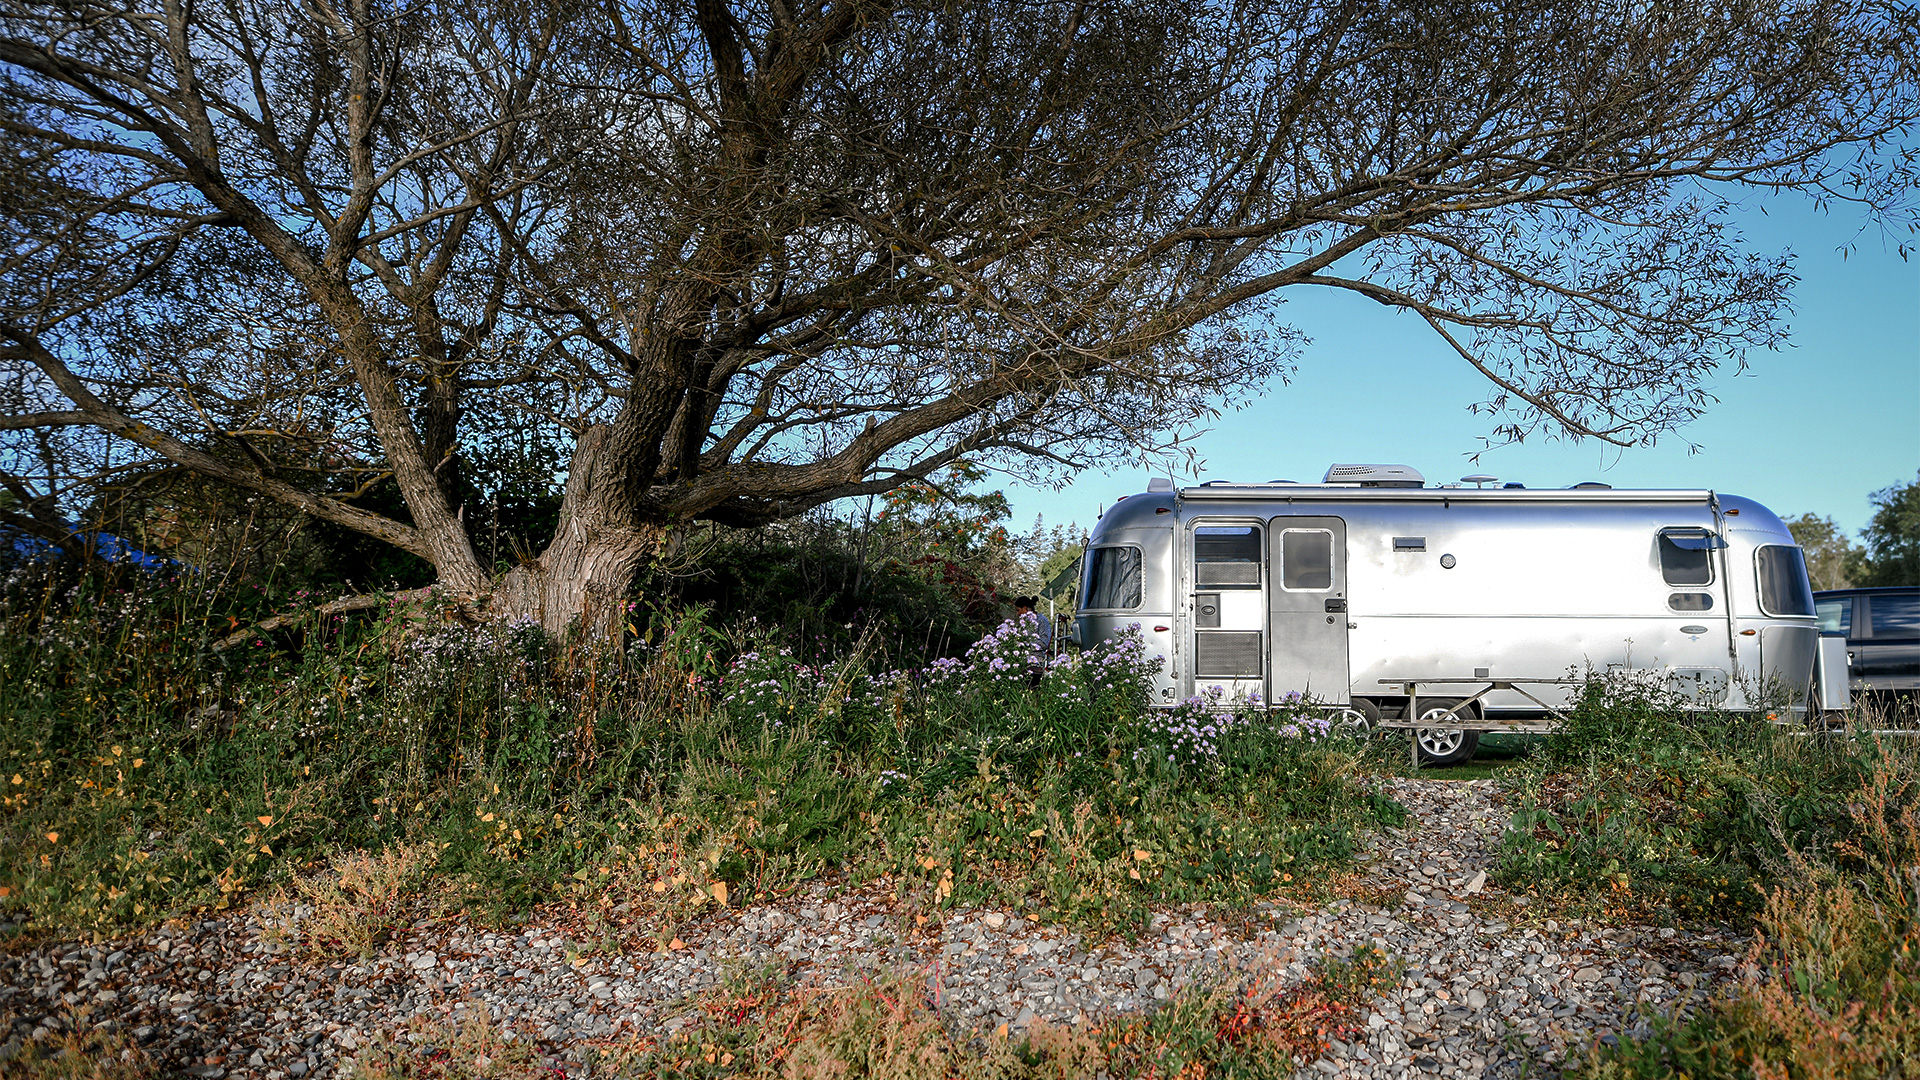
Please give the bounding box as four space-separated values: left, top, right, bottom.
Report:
1323 463 1425 488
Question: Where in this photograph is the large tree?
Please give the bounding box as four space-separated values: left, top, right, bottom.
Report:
3 0 1915 633
1852 473 1920 587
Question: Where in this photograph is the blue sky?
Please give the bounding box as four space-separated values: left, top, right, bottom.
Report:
996 193 1919 540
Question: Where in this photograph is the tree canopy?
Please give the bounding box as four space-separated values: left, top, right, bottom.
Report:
1855 473 1920 588
3 0 1916 629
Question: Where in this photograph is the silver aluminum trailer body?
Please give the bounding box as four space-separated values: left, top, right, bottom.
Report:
1072 481 1821 719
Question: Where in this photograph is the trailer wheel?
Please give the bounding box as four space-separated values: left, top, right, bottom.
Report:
1331 698 1386 740
1414 699 1481 766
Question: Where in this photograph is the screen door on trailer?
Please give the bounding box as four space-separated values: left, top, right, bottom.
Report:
1267 517 1349 701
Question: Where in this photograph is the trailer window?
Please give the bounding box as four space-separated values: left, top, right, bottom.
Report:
1083 546 1142 610
1658 528 1720 586
1668 592 1714 611
1280 529 1334 590
1194 526 1261 588
1756 545 1814 617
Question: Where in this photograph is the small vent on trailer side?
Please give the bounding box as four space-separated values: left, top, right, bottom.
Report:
1194 632 1263 677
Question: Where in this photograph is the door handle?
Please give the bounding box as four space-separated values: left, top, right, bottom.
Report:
1324 599 1347 613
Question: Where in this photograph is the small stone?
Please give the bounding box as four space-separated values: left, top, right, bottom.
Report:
1466 988 1487 1009
1573 967 1602 983
1464 871 1487 894
982 913 1007 929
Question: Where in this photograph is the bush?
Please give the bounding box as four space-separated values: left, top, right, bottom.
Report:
1490 680 1920 1080
1578 727 1920 1080
1492 671 1862 920
0 573 1393 939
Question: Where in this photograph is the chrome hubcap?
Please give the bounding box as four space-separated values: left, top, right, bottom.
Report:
1329 707 1371 737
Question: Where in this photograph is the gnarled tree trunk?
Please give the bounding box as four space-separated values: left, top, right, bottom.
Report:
491 425 659 641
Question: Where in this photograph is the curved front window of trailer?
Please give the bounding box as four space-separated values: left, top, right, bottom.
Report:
1083 546 1143 610
1756 545 1815 617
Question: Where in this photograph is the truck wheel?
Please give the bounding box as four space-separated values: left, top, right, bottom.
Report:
1414 699 1482 766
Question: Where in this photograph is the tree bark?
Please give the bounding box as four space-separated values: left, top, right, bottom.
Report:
492 425 657 640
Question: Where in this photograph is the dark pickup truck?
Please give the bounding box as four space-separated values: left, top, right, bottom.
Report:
1815 587 1920 706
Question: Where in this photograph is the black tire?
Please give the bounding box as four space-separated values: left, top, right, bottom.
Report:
1413 698 1482 766
1330 698 1387 740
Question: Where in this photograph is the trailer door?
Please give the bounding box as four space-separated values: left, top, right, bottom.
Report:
1267 517 1350 703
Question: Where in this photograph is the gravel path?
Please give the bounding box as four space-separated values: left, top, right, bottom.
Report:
0 778 1746 1077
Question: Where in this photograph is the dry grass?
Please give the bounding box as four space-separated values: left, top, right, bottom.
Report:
335 949 1394 1080
0 1029 157 1080
1731 732 1920 1080
1580 726 1920 1080
347 1012 551 1079
281 841 439 960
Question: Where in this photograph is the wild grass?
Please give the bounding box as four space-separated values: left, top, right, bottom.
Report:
1488 677 1920 1080
1492 672 1866 920
0 567 1395 939
255 841 442 960
0 1027 156 1079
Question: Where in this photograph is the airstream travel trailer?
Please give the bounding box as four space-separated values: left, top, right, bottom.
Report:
1070 465 1829 764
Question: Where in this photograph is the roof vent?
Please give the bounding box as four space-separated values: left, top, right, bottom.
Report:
1571 481 1612 490
1323 463 1425 488
1146 477 1175 493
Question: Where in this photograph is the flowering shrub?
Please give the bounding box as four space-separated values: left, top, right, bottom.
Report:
1140 686 1337 769
394 611 546 706
0 574 1386 938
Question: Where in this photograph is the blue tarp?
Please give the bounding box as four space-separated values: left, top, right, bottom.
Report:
4 523 173 570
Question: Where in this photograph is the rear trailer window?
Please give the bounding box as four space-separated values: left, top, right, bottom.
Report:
1756 545 1814 617
1084 546 1142 610
1658 528 1719 586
